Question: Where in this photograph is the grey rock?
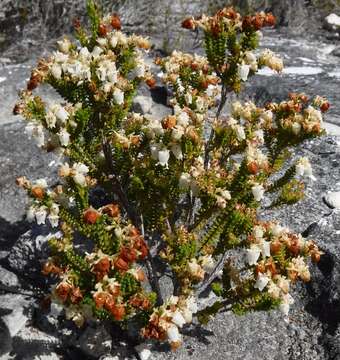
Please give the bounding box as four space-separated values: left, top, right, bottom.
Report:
331 46 340 57
0 293 33 337
132 95 153 114
323 191 340 209
78 325 112 358
7 229 51 279
0 266 19 290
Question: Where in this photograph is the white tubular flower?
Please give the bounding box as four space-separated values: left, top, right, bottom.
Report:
254 273 270 291
158 149 170 167
171 127 184 141
271 223 283 237
232 101 243 117
46 110 57 129
51 63 62 79
171 310 186 328
261 241 271 258
179 173 191 190
279 293 294 316
26 206 36 223
150 144 160 160
167 324 182 344
57 38 71 54
292 122 301 135
91 46 103 58
295 157 314 179
252 184 265 202
110 34 118 48
177 111 190 127
72 163 89 186
186 296 198 314
35 178 48 188
246 244 261 265
55 106 69 124
253 225 264 240
113 88 124 105
58 128 70 147
199 255 215 272
235 125 246 141
35 206 48 225
238 64 250 82
171 144 183 160
267 280 281 299
187 259 204 280
48 214 59 228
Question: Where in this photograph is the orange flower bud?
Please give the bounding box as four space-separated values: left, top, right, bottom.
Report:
13 103 24 115
311 251 321 263
27 73 42 91
111 303 126 321
253 14 264 30
264 13 276 27
31 186 45 199
73 18 81 30
94 257 111 274
270 241 282 255
111 14 121 30
162 116 177 129
83 207 101 224
247 161 259 175
102 203 120 218
146 78 156 88
114 257 129 271
321 101 330 113
94 291 109 308
129 227 140 237
122 247 138 263
70 287 83 304
98 23 108 36
55 282 72 302
135 268 146 282
181 18 196 30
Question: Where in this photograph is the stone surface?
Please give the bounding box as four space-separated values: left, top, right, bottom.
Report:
1 3 340 359
0 293 33 338
6 229 52 281
78 325 112 358
0 265 19 290
132 95 153 114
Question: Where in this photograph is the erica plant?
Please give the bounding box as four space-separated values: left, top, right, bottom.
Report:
14 1 329 351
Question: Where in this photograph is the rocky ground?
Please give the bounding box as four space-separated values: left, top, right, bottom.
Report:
2 4 340 360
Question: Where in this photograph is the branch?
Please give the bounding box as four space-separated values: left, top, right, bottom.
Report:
102 139 139 227
204 84 228 169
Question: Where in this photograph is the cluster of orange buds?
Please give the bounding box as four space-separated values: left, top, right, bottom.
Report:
141 314 167 341
83 203 121 225
242 12 276 31
42 260 63 276
55 281 83 304
93 290 126 321
114 229 148 271
129 294 151 310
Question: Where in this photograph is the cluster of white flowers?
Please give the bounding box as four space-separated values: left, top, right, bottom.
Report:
259 49 284 73
145 295 198 349
295 157 314 180
58 162 89 186
187 254 215 280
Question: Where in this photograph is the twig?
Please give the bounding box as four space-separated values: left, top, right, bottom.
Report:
204 84 228 169
140 215 163 305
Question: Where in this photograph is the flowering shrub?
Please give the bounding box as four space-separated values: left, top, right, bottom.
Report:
14 1 329 351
